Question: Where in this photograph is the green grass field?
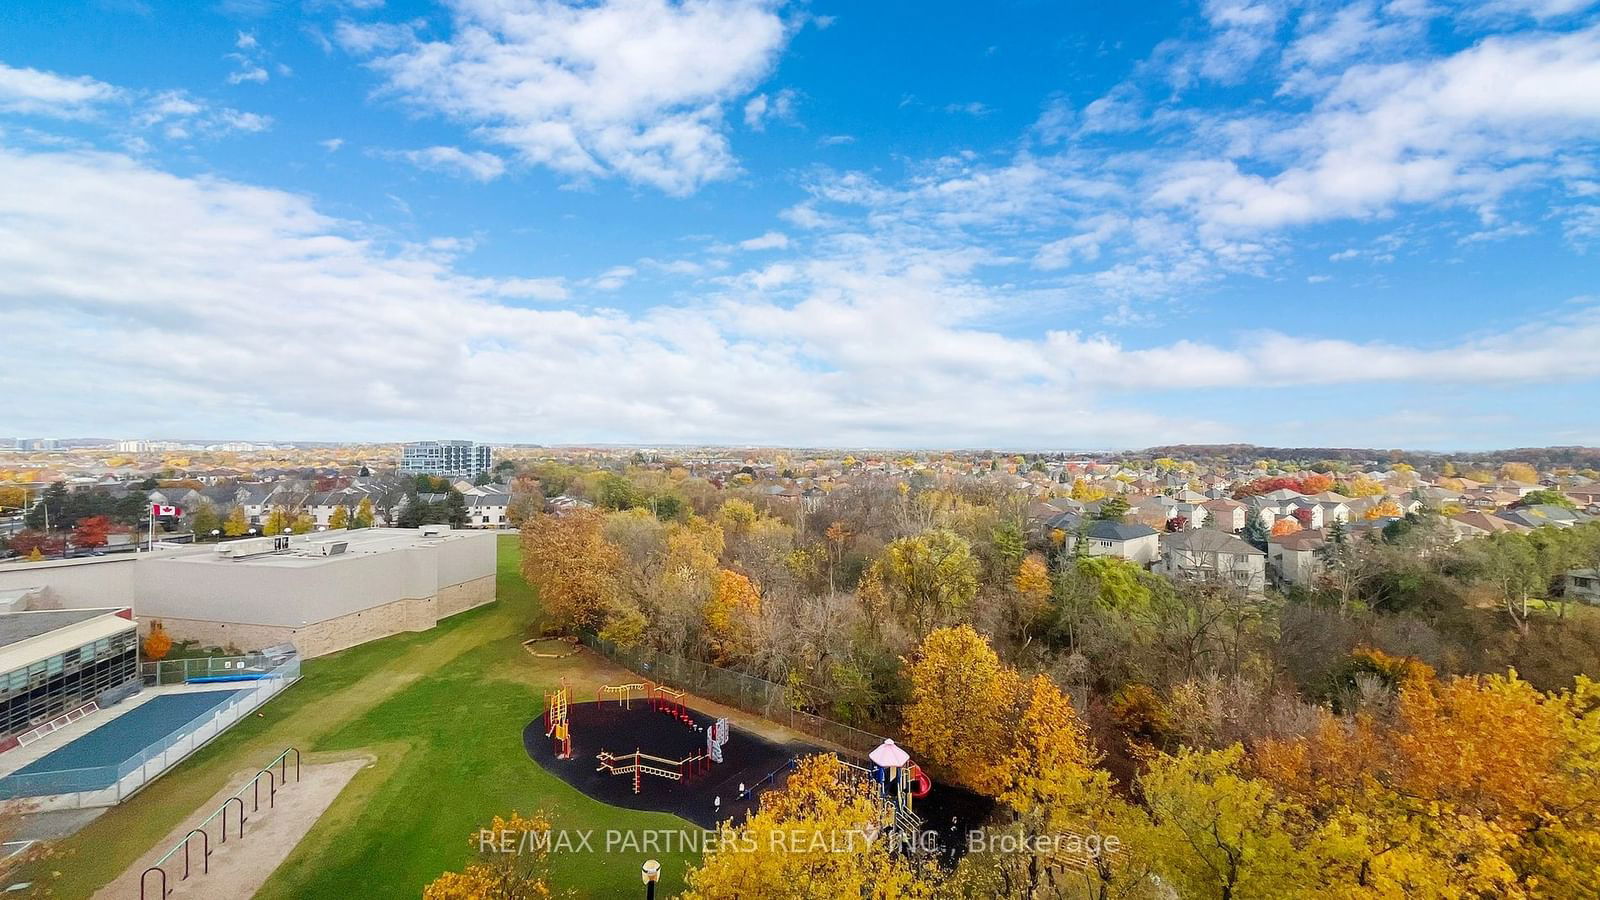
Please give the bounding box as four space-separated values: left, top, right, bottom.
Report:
37 535 699 898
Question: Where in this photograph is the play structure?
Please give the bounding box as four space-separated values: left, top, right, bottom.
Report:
544 678 572 759
865 739 928 850
650 684 687 718
596 748 713 794
590 681 731 793
597 681 648 709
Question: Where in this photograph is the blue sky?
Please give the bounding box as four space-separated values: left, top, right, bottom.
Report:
1 0 1597 449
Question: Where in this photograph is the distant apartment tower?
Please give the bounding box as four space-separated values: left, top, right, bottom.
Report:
400 440 493 479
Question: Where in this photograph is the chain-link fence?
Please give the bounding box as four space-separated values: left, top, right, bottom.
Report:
579 634 889 758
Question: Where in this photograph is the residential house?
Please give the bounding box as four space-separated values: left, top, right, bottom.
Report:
1070 520 1161 566
1267 529 1327 588
1497 505 1590 530
1158 528 1267 593
1563 569 1600 606
1202 498 1248 532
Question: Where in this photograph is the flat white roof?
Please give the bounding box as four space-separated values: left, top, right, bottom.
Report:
0 610 135 674
152 527 489 569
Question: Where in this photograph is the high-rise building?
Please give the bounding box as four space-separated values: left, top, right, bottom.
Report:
399 440 493 479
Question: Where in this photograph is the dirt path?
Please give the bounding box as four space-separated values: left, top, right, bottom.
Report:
92 756 371 900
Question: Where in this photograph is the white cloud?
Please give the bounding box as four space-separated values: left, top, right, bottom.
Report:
1151 26 1600 232
392 145 507 181
737 230 789 250
590 265 637 291
134 89 274 138
340 0 791 195
227 65 269 85
743 87 797 130
4 145 1600 445
943 101 992 117
0 61 121 118
320 137 345 152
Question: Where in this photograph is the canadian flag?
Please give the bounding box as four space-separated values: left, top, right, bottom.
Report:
151 504 182 517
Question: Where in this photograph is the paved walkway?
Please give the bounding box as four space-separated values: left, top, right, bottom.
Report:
91 756 370 900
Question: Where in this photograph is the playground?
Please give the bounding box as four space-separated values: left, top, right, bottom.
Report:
526 679 995 844
524 683 810 828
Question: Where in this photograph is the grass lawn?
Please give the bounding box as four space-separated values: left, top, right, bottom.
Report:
36 535 699 898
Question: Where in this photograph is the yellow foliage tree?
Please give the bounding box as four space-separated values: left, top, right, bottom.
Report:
262 506 289 535
704 568 762 665
354 496 375 528
328 506 350 529
1342 474 1385 498
1363 499 1402 520
902 625 1019 794
223 505 249 536
1499 462 1538 484
681 755 933 900
423 811 555 900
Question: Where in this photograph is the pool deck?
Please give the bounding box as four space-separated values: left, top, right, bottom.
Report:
0 684 244 781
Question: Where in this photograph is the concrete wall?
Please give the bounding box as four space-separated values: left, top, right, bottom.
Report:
2 530 497 658
143 573 494 658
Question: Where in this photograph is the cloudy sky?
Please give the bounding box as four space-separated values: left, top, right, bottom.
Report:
1 0 1597 449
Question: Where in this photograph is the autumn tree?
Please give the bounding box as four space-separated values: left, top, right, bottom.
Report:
681 755 934 900
1271 518 1301 537
1362 499 1402 520
328 506 350 529
1010 554 1053 639
143 621 173 661
354 496 375 528
1499 461 1538 484
262 506 290 535
1140 746 1314 899
861 529 979 632
520 510 623 633
223 505 249 536
902 625 1020 794
704 568 762 665
72 515 110 550
423 811 558 900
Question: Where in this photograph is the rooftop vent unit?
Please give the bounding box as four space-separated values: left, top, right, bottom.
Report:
419 524 452 537
318 540 349 557
215 535 291 559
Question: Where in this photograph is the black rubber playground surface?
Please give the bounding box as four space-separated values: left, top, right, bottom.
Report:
524 699 809 828
523 699 997 843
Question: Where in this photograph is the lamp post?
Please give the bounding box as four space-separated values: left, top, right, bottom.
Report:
210 529 220 544
641 859 660 900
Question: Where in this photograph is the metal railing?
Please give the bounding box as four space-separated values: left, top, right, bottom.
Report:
140 652 289 687
579 634 890 757
0 655 301 801
141 747 300 900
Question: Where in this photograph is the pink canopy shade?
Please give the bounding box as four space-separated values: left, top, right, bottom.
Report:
870 739 911 768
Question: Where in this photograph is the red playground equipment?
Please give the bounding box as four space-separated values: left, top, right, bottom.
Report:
544 677 572 758
650 683 688 719
596 748 712 794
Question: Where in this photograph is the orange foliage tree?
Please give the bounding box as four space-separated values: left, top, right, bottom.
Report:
142 621 173 661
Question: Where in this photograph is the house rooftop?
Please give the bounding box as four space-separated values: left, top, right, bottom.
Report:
1162 527 1265 556
1085 520 1158 541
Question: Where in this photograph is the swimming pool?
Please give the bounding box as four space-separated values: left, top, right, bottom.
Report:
3 690 244 787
